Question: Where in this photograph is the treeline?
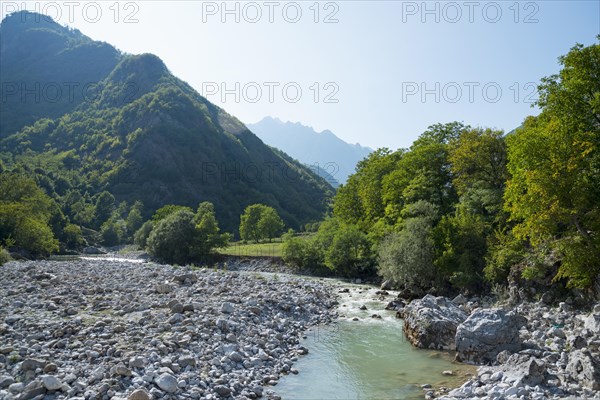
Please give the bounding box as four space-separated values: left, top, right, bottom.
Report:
0 160 152 259
283 40 600 294
0 162 287 265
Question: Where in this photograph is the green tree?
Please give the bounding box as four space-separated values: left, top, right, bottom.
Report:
0 173 59 256
377 217 436 290
147 209 198 264
133 220 153 249
324 224 372 277
193 202 230 257
153 204 193 222
449 128 507 196
146 203 229 264
282 229 328 275
62 223 85 249
505 40 600 288
240 204 267 243
0 247 11 265
282 229 306 268
258 206 284 242
93 191 115 228
434 207 487 292
100 217 127 246
126 201 144 237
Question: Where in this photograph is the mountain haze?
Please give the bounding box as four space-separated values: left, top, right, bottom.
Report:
0 12 333 234
247 117 373 184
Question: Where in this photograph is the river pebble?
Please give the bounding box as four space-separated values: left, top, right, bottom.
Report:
0 259 337 399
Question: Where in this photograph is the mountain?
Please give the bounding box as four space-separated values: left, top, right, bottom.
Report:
0 12 121 136
246 117 373 184
0 11 333 234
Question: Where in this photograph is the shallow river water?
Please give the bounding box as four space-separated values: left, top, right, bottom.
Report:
276 283 474 400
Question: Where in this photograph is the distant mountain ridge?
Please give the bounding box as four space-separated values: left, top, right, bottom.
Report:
0 11 333 233
246 117 373 184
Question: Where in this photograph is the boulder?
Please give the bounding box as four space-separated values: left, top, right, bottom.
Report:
564 349 600 390
155 373 178 393
455 308 526 364
403 295 468 350
178 355 196 368
114 364 132 377
214 385 232 397
21 358 48 372
20 380 46 400
41 375 62 391
583 313 600 333
385 300 405 311
0 375 14 389
170 302 184 314
501 353 546 385
129 356 146 369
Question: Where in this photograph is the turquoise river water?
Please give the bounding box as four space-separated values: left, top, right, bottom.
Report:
275 283 474 400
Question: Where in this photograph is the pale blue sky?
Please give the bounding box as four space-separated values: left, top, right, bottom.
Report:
4 1 599 149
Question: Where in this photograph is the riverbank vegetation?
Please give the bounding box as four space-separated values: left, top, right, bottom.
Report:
282 40 600 295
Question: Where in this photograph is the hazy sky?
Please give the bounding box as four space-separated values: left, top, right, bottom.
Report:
3 1 599 150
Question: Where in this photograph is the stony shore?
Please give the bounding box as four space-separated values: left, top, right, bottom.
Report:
395 294 600 399
442 301 600 400
0 260 337 400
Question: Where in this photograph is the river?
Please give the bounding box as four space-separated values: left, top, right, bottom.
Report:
275 283 474 399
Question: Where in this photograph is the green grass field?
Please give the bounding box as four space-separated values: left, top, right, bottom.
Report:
218 233 316 258
218 240 284 258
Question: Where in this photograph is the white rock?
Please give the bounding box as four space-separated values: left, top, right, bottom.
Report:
155 373 178 393
42 375 62 391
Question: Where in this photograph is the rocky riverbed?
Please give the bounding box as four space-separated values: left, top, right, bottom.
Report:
0 260 337 400
397 294 600 399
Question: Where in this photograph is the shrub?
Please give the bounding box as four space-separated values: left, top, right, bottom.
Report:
282 230 327 274
100 218 127 246
134 220 153 249
377 218 436 289
147 210 197 264
325 224 372 277
146 203 229 264
62 223 85 249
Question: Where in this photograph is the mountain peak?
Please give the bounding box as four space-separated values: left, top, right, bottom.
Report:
0 11 121 135
0 11 84 39
2 11 60 28
247 118 373 184
107 53 168 83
